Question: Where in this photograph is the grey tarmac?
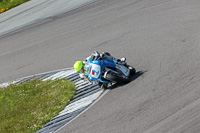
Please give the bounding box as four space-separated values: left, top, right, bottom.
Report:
0 0 200 133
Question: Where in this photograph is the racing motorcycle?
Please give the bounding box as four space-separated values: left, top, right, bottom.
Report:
86 58 136 89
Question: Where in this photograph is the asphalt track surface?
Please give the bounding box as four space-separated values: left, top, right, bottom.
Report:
1 0 200 133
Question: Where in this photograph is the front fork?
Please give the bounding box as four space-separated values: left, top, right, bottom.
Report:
98 81 109 89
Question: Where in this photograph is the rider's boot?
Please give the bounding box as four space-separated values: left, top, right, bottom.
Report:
102 52 113 60
120 57 126 62
117 58 126 62
102 52 126 65
116 58 126 65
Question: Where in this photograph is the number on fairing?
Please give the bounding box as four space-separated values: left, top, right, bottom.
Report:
90 64 101 78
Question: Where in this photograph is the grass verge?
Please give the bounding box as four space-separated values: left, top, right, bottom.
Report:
0 0 30 14
0 79 76 133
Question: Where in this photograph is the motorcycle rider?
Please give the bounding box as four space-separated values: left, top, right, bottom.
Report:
74 51 126 89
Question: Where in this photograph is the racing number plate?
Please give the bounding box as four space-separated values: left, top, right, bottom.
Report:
90 64 101 79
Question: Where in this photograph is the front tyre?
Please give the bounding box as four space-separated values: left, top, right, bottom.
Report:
98 82 108 90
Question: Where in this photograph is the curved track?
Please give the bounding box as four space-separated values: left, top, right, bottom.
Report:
1 0 200 133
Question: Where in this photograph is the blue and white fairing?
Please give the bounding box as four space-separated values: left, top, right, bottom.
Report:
86 58 116 83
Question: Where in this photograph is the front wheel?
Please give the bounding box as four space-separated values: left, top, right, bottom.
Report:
98 82 108 89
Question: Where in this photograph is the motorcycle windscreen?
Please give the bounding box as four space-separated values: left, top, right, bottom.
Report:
88 64 101 81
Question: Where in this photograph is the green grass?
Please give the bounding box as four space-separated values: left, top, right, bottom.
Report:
0 79 76 133
0 0 30 13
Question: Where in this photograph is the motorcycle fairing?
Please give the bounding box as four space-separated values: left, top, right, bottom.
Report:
87 59 115 82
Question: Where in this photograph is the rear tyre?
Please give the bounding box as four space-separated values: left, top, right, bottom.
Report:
128 66 136 76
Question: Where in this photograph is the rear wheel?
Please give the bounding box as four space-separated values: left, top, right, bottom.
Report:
128 65 136 76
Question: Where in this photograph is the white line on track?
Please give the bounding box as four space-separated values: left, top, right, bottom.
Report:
54 89 109 133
